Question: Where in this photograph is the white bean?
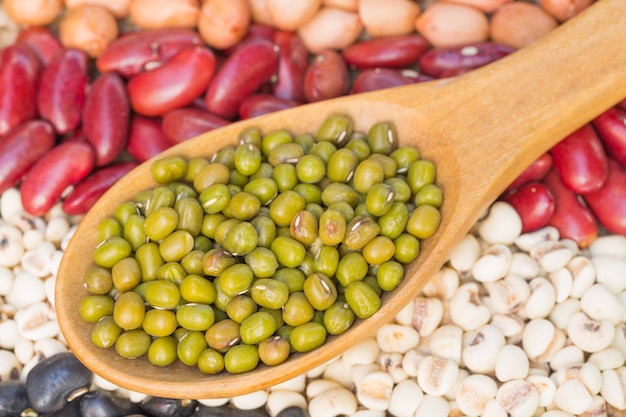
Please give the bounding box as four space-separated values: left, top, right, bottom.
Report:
509 252 541 280
197 398 229 407
428 324 463 365
0 224 24 267
514 226 560 252
378 352 407 383
591 256 626 294
495 345 529 382
341 337 379 368
549 345 585 371
0 266 13 296
265 390 307 417
15 302 59 341
231 390 268 410
0 349 21 380
567 256 596 298
587 348 625 371
376 323 419 353
0 188 23 221
350 363 382 387
400 349 424 377
472 244 512 283
554 379 593 415
450 282 492 331
566 312 615 353
555 363 602 395
580 395 608 417
481 398 508 417
22 229 44 251
422 267 459 300
549 298 581 330
524 277 556 319
526 375 556 407
490 313 524 338
495 379 539 417
410 296 443 337
322 357 353 388
462 325 505 374
416 355 459 396
588 235 626 258
305 379 343 399
0 318 18 349
6 271 46 309
485 274 530 314
478 201 523 245
522 318 556 360
600 368 626 410
548 268 573 302
269 374 306 392
413 394 450 417
387 379 423 417
394 299 413 326
356 371 394 411
13 337 33 365
445 368 469 401
456 374 498 417
530 241 576 273
308 388 358 417
580 284 625 324
93 373 120 391
449 234 482 276
44 216 70 244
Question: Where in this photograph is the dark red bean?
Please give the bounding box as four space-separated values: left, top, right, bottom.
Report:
83 72 131 166
502 182 555 233
438 67 474 78
0 45 42 136
506 153 552 192
20 141 95 216
351 68 416 94
543 169 597 248
272 31 309 103
239 94 298 119
0 120 56 194
342 35 429 69
591 106 626 165
549 124 608 194
418 42 514 78
205 39 279 119
15 26 63 66
125 115 171 162
162 108 229 144
304 50 349 103
582 159 626 235
37 48 89 135
62 161 139 214
128 46 216 117
96 29 203 77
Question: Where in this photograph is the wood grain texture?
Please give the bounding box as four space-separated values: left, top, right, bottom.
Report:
56 0 626 399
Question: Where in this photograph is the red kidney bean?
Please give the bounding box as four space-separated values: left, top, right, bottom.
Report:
223 24 277 55
591 106 626 164
304 50 349 103
0 120 56 194
502 182 555 233
37 48 89 135
418 42 514 78
205 39 279 119
128 46 216 117
506 153 552 191
272 31 309 103
125 115 171 162
239 94 298 119
543 169 597 248
62 161 139 214
96 28 203 77
582 159 626 235
438 67 474 78
0 45 42 136
83 72 131 166
342 35 429 69
162 108 229 144
549 124 608 194
15 26 63 66
20 141 95 216
350 68 418 94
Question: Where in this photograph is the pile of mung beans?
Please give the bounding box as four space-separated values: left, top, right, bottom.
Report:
81 114 442 374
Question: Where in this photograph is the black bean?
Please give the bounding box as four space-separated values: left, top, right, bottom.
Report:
25 352 92 414
0 380 31 417
194 404 270 417
40 398 82 417
276 406 310 417
140 397 197 417
80 389 143 417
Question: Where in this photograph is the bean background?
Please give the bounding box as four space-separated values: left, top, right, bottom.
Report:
1 0 625 416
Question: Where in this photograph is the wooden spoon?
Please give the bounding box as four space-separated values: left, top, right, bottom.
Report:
56 0 626 399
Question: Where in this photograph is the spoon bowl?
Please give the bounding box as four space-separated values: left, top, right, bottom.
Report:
56 0 626 399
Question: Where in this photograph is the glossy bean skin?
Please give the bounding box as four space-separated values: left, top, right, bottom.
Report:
342 34 429 69
0 120 56 194
83 72 131 166
239 94 298 119
25 352 92 414
582 159 626 234
272 31 309 103
506 152 552 191
418 42 514 78
592 106 626 164
139 397 197 417
37 48 89 134
15 26 63 66
96 28 203 77
20 141 95 216
162 108 229 144
205 39 280 119
223 23 277 55
128 46 217 116
502 181 555 233
0 381 31 417
549 124 608 194
125 115 172 162
350 68 417 94
0 45 42 136
62 161 139 214
304 50 349 103
543 169 597 248
79 389 143 417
